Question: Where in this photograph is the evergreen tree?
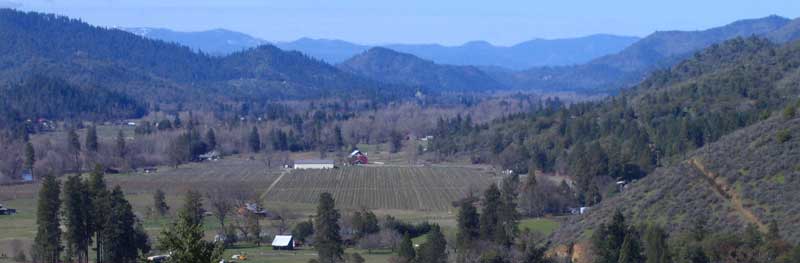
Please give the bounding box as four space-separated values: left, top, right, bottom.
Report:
87 165 110 262
479 183 502 241
456 201 480 250
159 190 223 263
644 224 670 263
153 189 170 217
352 209 380 240
333 126 344 149
206 128 217 151
314 193 343 263
766 220 781 241
617 230 643 263
33 175 61 263
62 175 93 263
173 114 183 128
182 190 205 226
497 174 520 247
115 130 126 158
417 225 447 263
103 186 150 262
24 141 35 170
68 128 82 172
249 126 262 153
397 234 416 262
86 125 98 152
592 211 628 263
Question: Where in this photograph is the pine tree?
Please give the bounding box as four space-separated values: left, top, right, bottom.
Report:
86 125 98 152
497 174 520 247
617 230 643 263
182 190 205 226
417 225 447 263
63 175 93 263
314 193 343 263
456 201 479 250
153 189 170 217
644 224 670 263
159 190 223 263
249 126 261 153
479 183 502 241
115 130 126 158
333 126 344 149
68 128 82 173
87 165 110 262
397 234 416 262
23 142 35 170
103 186 150 262
33 175 61 263
206 128 217 151
592 211 628 263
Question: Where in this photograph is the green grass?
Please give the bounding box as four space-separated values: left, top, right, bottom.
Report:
519 218 561 236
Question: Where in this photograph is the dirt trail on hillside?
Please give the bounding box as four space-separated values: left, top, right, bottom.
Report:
689 158 766 232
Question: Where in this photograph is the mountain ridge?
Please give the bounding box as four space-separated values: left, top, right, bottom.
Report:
337 47 506 92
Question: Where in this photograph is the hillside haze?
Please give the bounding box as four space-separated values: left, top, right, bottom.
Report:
338 47 505 92
497 15 800 93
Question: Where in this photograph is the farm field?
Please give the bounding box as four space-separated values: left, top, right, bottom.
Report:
265 166 499 211
0 157 503 259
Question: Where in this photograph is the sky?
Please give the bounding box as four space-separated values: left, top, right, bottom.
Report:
4 0 800 46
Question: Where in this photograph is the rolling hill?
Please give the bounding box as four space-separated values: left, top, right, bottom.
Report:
0 10 409 101
498 15 800 93
552 114 800 244
0 9 414 130
338 47 505 92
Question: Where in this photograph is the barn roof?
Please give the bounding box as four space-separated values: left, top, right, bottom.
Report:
294 159 334 165
272 235 293 247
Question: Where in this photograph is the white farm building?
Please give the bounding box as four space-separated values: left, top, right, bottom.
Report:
293 159 334 169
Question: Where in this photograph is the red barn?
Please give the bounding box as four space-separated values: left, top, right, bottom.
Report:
349 150 368 165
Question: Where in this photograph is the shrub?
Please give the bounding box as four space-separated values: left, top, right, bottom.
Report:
783 105 796 120
776 129 791 143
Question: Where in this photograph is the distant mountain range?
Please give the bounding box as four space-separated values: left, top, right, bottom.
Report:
123 27 266 56
122 27 640 69
496 15 800 93
338 47 505 92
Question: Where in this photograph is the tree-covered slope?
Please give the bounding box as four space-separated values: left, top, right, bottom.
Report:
552 114 800 244
338 47 506 92
0 9 408 104
432 37 800 208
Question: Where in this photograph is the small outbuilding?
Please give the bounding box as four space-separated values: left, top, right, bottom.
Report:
293 159 334 169
271 235 294 250
0 204 16 215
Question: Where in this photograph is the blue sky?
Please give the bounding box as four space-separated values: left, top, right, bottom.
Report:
5 0 800 46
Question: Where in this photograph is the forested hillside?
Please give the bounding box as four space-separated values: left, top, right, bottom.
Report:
432 37 800 206
338 47 505 92
495 15 800 93
552 113 800 244
0 9 411 117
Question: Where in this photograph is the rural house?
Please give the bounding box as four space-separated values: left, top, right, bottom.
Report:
293 159 334 169
271 235 295 250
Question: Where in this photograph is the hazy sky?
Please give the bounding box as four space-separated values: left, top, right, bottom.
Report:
5 0 800 46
